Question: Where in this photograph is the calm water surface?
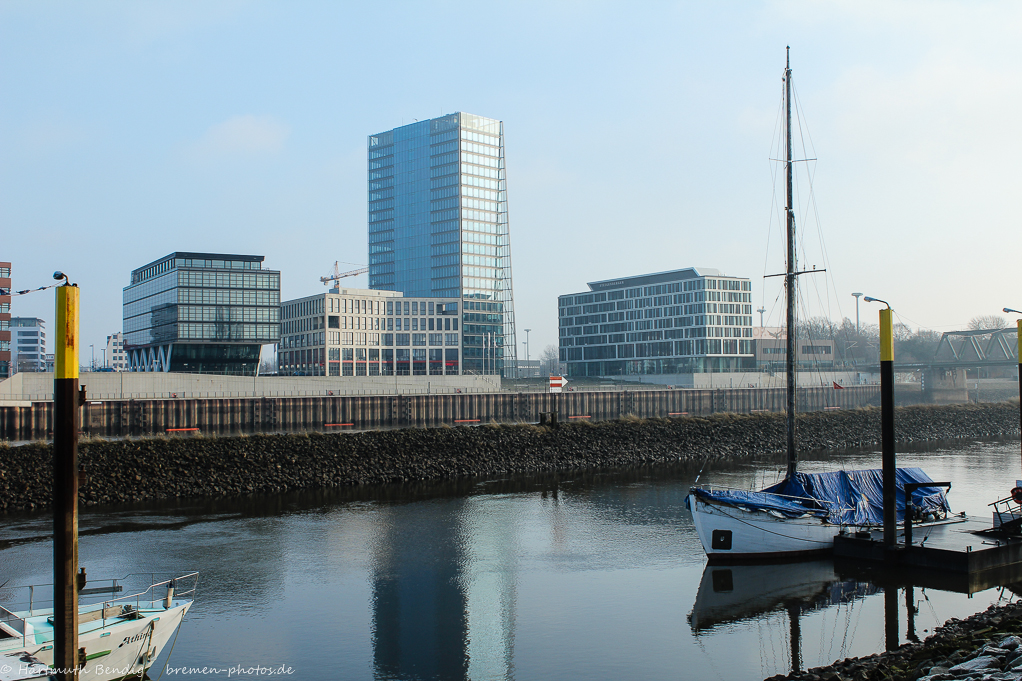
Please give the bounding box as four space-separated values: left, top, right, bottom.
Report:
0 439 1020 681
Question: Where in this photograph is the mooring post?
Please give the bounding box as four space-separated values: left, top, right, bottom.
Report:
53 279 80 680
880 307 897 548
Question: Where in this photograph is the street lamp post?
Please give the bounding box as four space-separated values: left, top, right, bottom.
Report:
524 328 531 377
852 293 863 336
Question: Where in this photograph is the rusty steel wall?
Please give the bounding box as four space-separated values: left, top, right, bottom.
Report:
0 386 879 441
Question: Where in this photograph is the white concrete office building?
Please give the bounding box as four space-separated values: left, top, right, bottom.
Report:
278 287 464 377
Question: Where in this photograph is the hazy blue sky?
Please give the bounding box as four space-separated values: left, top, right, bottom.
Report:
2 1 1020 365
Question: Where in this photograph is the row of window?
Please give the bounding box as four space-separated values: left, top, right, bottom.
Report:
561 278 752 308
281 331 460 348
177 271 279 290
562 339 755 361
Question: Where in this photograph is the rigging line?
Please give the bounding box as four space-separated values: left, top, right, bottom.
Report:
0 283 62 297
764 89 787 303
793 83 845 326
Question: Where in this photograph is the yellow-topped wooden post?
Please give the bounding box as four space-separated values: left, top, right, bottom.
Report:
53 282 80 680
879 307 897 548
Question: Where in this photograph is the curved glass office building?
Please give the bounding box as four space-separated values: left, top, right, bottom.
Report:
123 252 280 375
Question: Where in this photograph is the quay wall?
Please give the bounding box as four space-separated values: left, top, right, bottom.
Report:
0 385 879 441
0 401 1016 513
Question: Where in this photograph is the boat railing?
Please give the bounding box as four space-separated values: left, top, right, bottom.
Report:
0 571 199 645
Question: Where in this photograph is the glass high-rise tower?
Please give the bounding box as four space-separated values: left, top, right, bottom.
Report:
368 112 517 376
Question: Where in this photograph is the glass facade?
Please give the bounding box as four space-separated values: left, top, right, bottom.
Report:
368 113 517 376
558 268 755 378
123 252 280 375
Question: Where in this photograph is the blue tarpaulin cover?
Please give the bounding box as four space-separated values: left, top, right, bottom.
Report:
691 467 950 525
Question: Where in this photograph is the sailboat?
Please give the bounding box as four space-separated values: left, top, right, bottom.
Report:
0 572 196 680
686 48 954 562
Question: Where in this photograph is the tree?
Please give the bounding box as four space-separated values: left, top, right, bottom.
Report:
896 328 942 364
539 344 560 376
796 316 838 343
969 315 1007 331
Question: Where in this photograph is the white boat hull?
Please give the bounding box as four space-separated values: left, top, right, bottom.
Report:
0 601 191 681
688 494 841 562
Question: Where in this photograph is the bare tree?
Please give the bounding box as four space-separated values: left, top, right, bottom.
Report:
969 315 1007 331
539 345 560 376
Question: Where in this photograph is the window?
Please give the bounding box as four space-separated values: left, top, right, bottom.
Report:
429 333 442 346
445 333 458 346
396 333 410 346
412 334 426 346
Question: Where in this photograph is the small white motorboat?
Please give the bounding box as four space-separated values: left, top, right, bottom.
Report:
0 572 197 681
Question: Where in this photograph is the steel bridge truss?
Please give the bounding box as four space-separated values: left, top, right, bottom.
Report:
933 328 1018 365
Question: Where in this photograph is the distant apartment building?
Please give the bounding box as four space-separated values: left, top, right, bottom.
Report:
0 261 10 379
367 112 517 376
558 268 754 379
10 317 46 373
123 252 281 375
753 327 836 368
106 332 128 371
279 288 463 376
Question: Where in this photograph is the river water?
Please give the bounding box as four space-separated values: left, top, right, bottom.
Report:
0 439 1020 680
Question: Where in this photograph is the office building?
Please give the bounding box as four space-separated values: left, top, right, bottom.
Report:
558 268 754 379
10 317 46 373
367 112 517 376
106 332 128 371
279 288 462 376
0 262 9 379
753 327 836 369
123 252 280 375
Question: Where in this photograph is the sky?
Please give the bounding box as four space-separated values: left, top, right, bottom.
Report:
1 1 1020 366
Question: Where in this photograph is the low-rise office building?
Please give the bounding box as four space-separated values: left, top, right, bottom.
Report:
753 327 836 369
124 252 280 375
106 332 128 371
10 317 46 373
279 288 463 376
558 267 754 380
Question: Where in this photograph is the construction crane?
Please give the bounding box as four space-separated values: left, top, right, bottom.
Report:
320 261 369 289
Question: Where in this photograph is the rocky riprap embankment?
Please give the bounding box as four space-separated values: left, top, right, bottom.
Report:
769 600 1022 681
0 401 1016 512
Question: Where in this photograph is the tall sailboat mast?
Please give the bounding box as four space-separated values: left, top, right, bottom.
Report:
784 46 798 480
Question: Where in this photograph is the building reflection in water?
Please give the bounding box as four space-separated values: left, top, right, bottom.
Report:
371 497 519 681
